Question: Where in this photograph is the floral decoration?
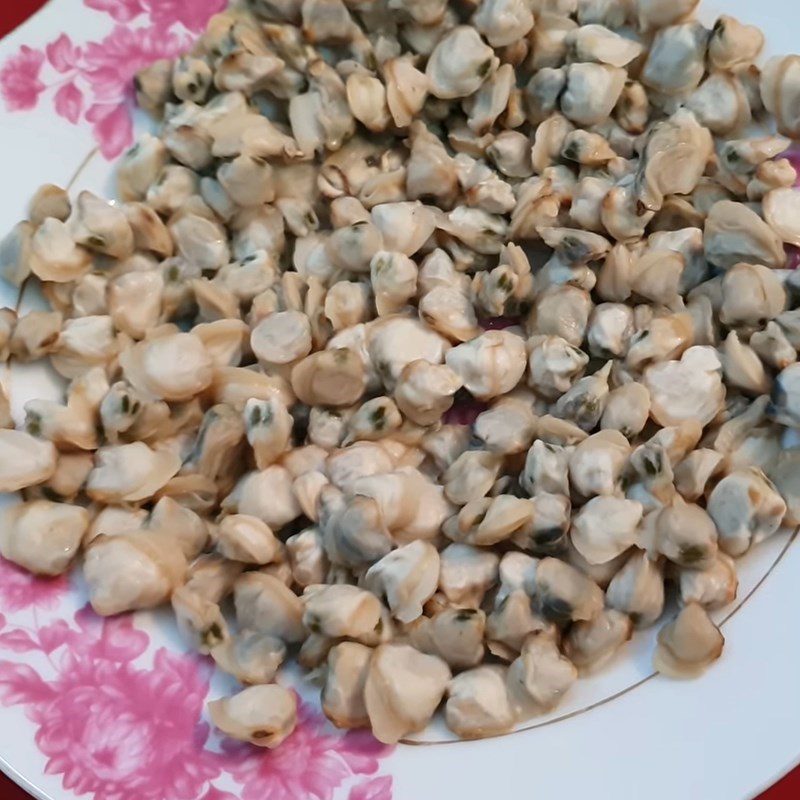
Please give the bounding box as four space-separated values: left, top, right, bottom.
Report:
0 565 394 800
0 0 227 157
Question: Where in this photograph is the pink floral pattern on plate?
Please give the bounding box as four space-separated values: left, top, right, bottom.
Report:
0 557 394 800
0 0 227 157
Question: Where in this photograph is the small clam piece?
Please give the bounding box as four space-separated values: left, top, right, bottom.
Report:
170 214 230 270
674 448 725 501
87 442 181 503
445 331 526 401
568 24 642 67
0 428 57 492
371 202 437 257
84 528 187 615
108 270 164 340
419 286 481 343
208 685 297 748
686 72 751 136
564 608 633 674
68 191 134 258
637 110 714 213
530 285 592 348
217 514 280 565
764 188 800 247
512 492 571 555
442 450 502 506
571 496 642 565
749 158 798 202
769 449 800 526
234 572 306 643
445 666 515 739
473 0 533 47
408 606 486 669
704 201 785 270
224 465 301 530
555 362 612 432
521 440 572 496
535 557 604 623
364 541 440 623
426 26 497 100
383 56 429 128
0 500 89 575
653 603 724 679
120 333 214 402
644 346 725 428
211 630 286 685
569 430 630 498
446 495 535 546
439 543 499 608
286 527 328 588
719 263 785 327
346 73 390 133
292 349 367 407
601 382 651 438
244 396 292 468
474 396 538 455
322 493 393 568
721 331 771 397
28 183 70 225
117 135 168 201
364 643 451 744
322 641 372 729
587 303 634 358
9 310 62 362
370 251 418 316
641 22 708 97
527 335 589 400
707 468 787 557
606 550 665 628
506 632 577 717
708 14 763 71
650 496 718 569
561 63 627 127
302 584 382 639
761 56 800 139
0 222 33 286
251 310 312 369
345 397 402 443
29 218 91 282
679 553 738 610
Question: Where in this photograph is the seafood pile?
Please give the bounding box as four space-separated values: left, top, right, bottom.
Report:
2 0 800 747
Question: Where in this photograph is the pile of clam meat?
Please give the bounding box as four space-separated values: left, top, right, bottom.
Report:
3 0 800 748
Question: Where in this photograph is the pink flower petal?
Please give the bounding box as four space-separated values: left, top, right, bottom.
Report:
54 81 83 124
0 45 46 111
86 101 133 159
45 34 80 73
85 0 146 22
0 629 41 653
144 0 228 33
0 557 69 611
36 620 76 655
349 775 393 800
0 661 56 705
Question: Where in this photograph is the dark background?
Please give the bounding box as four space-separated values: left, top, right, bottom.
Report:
0 1 797 798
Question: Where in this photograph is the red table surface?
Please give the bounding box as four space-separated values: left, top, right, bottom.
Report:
0 1 798 799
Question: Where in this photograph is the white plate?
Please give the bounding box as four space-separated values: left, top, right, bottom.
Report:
0 2 798 799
